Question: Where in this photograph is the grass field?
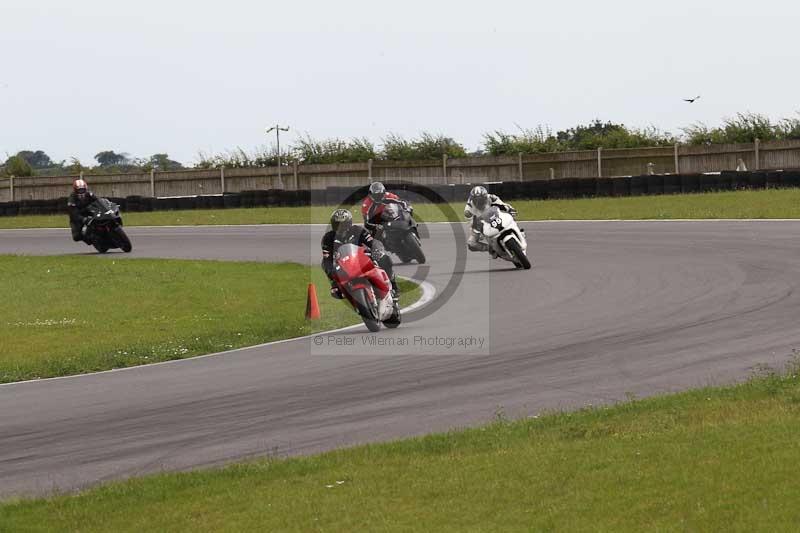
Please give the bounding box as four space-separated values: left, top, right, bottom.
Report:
3 189 800 229
0 256 420 383
2 358 799 531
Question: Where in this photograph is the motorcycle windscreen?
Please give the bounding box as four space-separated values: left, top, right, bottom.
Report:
381 203 400 223
334 243 374 280
88 198 117 219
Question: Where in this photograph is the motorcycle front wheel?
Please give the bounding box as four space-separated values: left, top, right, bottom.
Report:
506 239 531 270
403 233 426 264
350 287 381 332
114 226 133 253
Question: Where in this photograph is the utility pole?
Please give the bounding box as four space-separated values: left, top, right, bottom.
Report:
266 124 290 181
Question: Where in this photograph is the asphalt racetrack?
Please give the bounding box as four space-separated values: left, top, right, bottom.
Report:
2 220 800 498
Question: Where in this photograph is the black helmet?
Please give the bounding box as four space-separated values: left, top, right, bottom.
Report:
330 208 353 239
470 185 489 210
369 182 386 202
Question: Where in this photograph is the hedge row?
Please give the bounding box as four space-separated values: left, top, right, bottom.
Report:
2 171 800 217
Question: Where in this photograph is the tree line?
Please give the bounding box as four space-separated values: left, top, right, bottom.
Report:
0 150 183 178
4 112 800 176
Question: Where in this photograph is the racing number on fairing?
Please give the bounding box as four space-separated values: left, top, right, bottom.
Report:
488 215 502 229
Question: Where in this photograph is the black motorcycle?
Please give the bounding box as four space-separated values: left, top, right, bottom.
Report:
84 198 133 253
377 203 425 264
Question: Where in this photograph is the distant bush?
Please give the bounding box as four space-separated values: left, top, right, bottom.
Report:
484 121 676 155
682 112 800 145
484 126 561 155
382 133 467 160
293 136 376 164
557 121 676 150
3 156 33 177
779 115 800 140
196 146 291 169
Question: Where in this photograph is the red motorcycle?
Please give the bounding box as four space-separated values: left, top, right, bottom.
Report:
333 243 401 332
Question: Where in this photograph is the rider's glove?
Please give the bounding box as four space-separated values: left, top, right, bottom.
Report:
370 247 385 261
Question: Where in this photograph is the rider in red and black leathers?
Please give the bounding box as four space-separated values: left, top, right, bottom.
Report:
322 209 398 299
67 179 99 242
361 182 409 235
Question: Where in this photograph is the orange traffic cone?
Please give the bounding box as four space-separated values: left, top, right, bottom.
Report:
306 283 321 320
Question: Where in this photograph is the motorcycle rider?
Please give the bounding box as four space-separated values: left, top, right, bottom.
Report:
321 208 399 300
67 178 99 243
463 185 518 254
361 182 410 236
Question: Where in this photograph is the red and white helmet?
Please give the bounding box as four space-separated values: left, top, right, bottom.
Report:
73 179 88 199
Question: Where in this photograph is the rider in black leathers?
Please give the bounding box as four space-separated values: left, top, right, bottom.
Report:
321 209 398 300
67 179 99 243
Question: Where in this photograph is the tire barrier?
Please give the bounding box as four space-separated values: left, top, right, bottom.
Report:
663 174 681 195
629 175 646 196
596 178 614 197
766 171 782 189
680 173 700 193
3 170 800 217
611 177 630 197
577 178 597 198
645 175 664 195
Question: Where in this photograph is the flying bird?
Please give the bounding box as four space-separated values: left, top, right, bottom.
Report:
683 95 701 103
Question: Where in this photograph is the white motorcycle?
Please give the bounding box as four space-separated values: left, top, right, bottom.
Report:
477 207 532 270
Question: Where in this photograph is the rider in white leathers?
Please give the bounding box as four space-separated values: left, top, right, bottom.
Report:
463 185 517 253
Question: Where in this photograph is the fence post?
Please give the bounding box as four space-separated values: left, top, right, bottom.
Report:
150 168 155 197
597 147 603 178
9 176 14 202
549 168 555 180
220 166 226 194
518 153 523 181
442 154 448 180
293 161 299 190
674 143 680 174
368 158 373 182
754 138 760 170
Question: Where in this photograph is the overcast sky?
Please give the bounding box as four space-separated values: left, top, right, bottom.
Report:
2 0 798 165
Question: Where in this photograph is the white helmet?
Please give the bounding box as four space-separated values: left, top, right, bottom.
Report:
470 185 489 210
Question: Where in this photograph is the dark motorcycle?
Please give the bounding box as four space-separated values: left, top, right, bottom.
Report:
84 198 133 254
377 203 426 264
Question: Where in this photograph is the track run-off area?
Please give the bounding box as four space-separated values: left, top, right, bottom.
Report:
1 220 800 498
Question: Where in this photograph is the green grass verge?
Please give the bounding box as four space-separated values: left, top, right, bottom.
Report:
4 189 800 229
3 360 800 531
0 256 421 384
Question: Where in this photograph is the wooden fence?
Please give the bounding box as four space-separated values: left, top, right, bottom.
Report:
3 139 800 202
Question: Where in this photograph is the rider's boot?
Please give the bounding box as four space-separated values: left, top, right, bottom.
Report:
391 278 400 303
329 281 344 299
